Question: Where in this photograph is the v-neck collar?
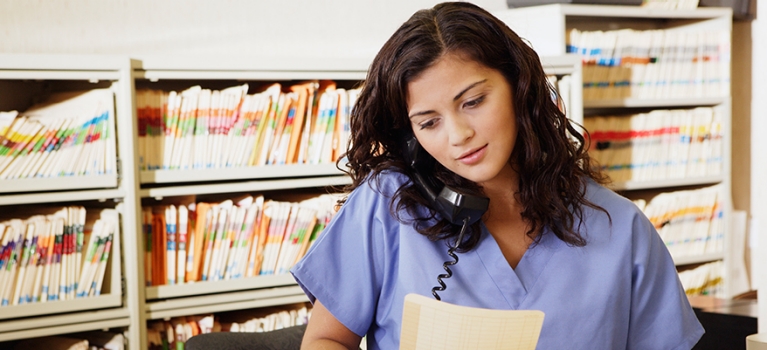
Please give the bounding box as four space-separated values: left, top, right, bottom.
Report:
474 224 565 309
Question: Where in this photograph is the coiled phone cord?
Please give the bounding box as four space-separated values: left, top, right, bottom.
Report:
431 217 470 301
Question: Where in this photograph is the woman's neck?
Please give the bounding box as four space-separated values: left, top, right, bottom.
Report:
480 164 535 269
480 163 522 220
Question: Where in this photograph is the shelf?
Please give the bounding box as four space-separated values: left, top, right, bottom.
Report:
0 188 124 206
140 163 345 184
584 97 729 109
145 285 308 320
146 274 299 300
0 54 135 72
608 175 723 191
137 70 367 81
0 70 121 81
0 308 130 342
0 294 123 321
0 54 132 82
134 55 369 81
674 252 725 266
494 6 732 57
0 174 118 195
539 54 582 75
549 4 732 19
140 175 351 198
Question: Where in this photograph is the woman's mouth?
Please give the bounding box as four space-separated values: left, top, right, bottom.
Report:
457 145 487 165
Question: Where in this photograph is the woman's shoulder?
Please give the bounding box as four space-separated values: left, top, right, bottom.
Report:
581 178 647 225
353 169 410 198
578 178 659 249
338 170 411 214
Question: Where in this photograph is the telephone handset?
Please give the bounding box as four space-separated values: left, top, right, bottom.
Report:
402 133 489 226
402 131 489 300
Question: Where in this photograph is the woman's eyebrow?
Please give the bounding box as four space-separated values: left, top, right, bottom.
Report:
409 79 488 119
453 79 487 101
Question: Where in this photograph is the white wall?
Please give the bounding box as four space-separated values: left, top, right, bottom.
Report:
0 0 506 60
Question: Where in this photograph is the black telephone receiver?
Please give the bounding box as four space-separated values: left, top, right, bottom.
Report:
403 132 489 227
402 131 490 301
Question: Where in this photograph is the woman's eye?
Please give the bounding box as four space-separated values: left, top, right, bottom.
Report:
463 96 485 109
418 120 436 130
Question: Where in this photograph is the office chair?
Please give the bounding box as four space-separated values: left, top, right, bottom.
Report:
185 324 307 350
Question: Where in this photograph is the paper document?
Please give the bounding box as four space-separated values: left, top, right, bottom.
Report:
400 293 544 350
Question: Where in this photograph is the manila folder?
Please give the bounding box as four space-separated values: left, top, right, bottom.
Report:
400 293 545 350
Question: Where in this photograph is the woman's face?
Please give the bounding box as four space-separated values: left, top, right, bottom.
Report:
406 52 518 188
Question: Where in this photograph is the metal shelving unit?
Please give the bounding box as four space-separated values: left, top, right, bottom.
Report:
130 57 368 349
0 54 143 348
496 5 737 294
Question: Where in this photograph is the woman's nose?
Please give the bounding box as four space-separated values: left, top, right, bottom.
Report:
447 116 474 146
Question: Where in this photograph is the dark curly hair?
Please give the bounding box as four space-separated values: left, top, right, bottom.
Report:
338 1 608 250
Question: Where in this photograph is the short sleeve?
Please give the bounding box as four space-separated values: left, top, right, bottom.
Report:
628 212 705 350
290 178 396 337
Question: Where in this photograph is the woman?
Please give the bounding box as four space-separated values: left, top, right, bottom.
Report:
291 2 704 349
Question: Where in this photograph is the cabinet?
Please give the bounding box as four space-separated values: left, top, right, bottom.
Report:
495 5 741 298
132 56 367 349
0 54 143 347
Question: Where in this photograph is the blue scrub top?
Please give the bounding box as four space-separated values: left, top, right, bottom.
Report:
291 171 704 350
